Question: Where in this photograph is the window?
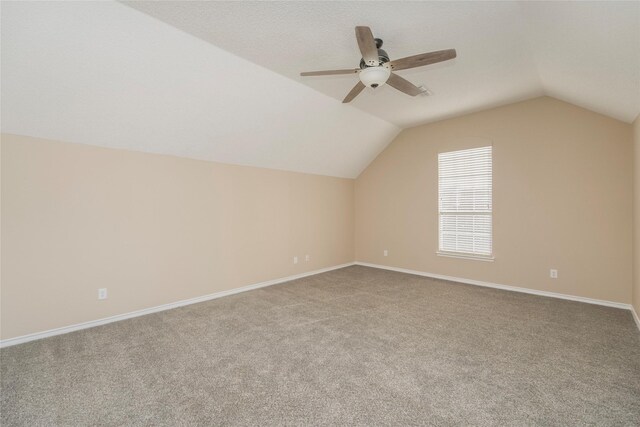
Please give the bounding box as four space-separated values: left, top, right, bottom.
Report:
438 146 493 260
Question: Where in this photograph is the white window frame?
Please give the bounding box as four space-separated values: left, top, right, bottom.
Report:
437 146 494 261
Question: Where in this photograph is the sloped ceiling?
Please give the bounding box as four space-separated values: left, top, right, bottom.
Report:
1 1 399 178
2 2 639 179
125 1 640 127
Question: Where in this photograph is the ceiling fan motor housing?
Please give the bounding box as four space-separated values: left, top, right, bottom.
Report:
358 37 391 88
359 41 390 70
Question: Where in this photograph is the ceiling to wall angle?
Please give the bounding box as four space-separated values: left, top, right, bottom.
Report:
0 1 400 179
2 1 639 179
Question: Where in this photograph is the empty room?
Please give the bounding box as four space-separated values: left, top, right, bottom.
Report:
1 1 639 425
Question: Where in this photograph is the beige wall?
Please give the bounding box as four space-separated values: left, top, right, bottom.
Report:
2 96 636 341
633 115 640 315
355 97 633 304
1 134 354 340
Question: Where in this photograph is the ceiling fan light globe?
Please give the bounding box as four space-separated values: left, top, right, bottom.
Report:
359 66 391 88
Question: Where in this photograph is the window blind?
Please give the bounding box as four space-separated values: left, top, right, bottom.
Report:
438 146 492 257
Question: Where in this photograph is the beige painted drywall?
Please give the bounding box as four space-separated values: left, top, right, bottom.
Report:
0 134 354 340
355 97 633 304
633 115 640 316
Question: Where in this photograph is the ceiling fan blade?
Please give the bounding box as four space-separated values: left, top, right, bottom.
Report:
389 49 457 71
300 69 359 77
342 81 366 103
386 73 426 96
355 26 379 66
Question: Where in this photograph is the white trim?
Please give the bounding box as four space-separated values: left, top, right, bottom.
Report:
0 262 355 348
355 262 634 311
632 306 640 332
436 251 495 262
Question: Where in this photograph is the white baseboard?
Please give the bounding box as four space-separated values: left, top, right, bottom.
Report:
0 262 355 348
3 261 637 348
632 306 640 332
355 262 636 313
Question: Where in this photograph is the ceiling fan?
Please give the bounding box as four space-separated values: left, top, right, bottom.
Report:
300 26 456 103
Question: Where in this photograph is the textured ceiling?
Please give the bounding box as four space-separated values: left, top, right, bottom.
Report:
1 1 399 178
3 2 639 180
125 1 640 126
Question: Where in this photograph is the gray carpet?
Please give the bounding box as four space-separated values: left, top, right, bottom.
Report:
2 265 639 426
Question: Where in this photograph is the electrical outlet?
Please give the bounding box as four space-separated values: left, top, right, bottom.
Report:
98 288 108 300
293 256 298 264
305 254 310 262
550 269 558 279
383 249 388 257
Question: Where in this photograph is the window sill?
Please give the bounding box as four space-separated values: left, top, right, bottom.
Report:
436 251 495 262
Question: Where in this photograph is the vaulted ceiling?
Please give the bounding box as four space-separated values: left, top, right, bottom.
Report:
1 1 399 178
2 1 639 178
125 1 640 127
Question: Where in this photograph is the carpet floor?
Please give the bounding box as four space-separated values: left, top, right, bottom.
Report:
2 265 639 426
